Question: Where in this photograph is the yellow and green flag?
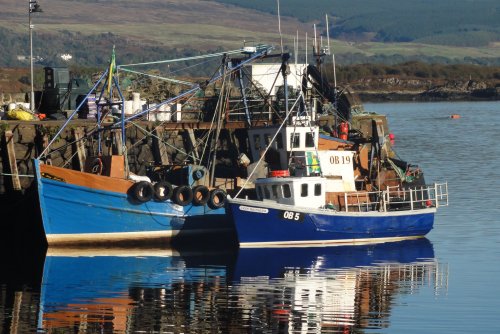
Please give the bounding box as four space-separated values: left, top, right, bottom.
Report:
106 46 116 95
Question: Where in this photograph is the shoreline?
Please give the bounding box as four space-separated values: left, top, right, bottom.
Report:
358 92 500 103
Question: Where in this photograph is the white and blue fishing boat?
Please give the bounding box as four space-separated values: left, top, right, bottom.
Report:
228 170 448 247
225 30 449 247
34 45 274 246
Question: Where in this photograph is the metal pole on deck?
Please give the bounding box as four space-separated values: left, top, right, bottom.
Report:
28 0 42 111
282 53 290 124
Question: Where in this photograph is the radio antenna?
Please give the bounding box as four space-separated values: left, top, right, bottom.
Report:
277 0 284 54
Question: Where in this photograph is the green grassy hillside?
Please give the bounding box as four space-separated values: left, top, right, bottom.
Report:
0 0 498 68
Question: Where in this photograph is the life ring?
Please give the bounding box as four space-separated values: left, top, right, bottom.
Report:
153 181 173 202
172 185 194 206
192 185 210 206
132 181 154 203
207 189 227 209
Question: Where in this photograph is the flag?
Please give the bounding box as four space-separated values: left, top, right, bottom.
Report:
106 45 116 95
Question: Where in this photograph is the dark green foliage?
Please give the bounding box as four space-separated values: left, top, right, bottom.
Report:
208 0 500 46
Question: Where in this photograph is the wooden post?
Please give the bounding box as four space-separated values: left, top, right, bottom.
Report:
113 129 123 156
153 127 169 165
4 130 21 191
43 134 52 165
73 127 86 171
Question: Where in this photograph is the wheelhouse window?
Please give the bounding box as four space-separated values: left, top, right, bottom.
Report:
263 186 271 199
276 133 284 149
256 186 263 199
301 183 308 197
291 133 300 148
314 183 322 196
264 134 272 146
272 184 279 198
253 134 261 150
305 132 315 147
282 184 291 198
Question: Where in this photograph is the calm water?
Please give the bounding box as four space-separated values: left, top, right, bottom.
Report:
1 101 499 333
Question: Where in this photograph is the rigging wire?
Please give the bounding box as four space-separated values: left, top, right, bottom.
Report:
119 67 195 87
118 49 245 68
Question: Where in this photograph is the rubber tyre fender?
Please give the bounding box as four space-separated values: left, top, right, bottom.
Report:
132 181 154 203
192 185 210 206
208 188 227 209
154 181 173 202
172 185 194 206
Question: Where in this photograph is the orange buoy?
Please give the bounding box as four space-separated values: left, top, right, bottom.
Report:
339 122 349 140
450 114 461 119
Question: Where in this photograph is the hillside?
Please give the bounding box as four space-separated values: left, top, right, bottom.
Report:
210 0 500 47
0 0 499 69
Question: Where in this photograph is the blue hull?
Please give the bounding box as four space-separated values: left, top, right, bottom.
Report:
228 200 435 247
35 160 230 245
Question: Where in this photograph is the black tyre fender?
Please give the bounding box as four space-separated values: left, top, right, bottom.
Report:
132 181 154 203
192 185 210 206
172 185 194 206
154 181 173 202
208 188 227 209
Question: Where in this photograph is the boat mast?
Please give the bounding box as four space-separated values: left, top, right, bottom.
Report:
209 54 228 187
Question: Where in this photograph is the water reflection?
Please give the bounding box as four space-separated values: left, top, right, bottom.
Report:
1 239 447 333
39 246 235 333
231 238 444 333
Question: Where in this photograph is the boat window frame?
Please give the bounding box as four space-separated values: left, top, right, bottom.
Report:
271 184 279 199
301 183 308 197
276 133 283 149
263 186 271 199
253 134 261 150
256 185 263 199
290 133 300 149
305 131 315 148
282 184 291 198
314 183 322 196
264 133 272 146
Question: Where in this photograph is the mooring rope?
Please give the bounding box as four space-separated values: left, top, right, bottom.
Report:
0 172 34 178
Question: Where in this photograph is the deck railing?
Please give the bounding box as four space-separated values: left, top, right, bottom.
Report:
343 182 449 212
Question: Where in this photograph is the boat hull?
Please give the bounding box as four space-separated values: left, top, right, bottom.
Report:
228 198 435 247
34 159 231 246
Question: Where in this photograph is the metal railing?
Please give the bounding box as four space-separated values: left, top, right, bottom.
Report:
343 182 449 212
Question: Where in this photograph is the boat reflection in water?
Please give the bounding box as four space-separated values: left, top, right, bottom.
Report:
39 246 235 333
231 238 445 333
39 239 445 333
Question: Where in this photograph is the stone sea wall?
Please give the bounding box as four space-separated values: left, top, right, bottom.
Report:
0 120 188 195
